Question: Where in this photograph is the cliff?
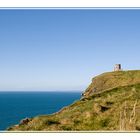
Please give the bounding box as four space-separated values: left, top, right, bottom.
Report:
83 70 140 97
8 70 140 131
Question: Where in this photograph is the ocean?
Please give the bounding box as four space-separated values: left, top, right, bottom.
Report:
0 91 81 130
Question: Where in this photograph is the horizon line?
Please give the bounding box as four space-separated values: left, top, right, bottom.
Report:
0 90 82 92
1 7 140 9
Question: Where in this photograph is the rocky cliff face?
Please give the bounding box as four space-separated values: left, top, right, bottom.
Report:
8 70 140 131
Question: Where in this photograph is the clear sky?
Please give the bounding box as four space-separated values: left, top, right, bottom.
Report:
0 9 140 91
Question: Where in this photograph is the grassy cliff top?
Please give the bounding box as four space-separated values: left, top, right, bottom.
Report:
83 70 140 97
8 70 140 131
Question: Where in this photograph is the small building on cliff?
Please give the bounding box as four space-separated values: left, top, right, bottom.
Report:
114 64 122 71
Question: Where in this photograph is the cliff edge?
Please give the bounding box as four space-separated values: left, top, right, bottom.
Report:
8 70 140 131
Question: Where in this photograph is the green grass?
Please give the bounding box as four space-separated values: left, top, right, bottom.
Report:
84 70 140 97
8 70 140 131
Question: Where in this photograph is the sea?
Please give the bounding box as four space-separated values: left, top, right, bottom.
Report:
0 91 81 131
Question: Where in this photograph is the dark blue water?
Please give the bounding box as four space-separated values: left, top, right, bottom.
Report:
0 91 81 130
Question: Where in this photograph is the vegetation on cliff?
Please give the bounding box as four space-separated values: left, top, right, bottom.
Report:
8 70 140 131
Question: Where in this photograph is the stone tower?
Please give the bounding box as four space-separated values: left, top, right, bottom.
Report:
114 64 121 71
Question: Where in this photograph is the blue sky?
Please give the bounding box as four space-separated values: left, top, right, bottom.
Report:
0 9 140 91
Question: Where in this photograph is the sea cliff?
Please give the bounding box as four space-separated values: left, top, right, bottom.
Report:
8 70 140 131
